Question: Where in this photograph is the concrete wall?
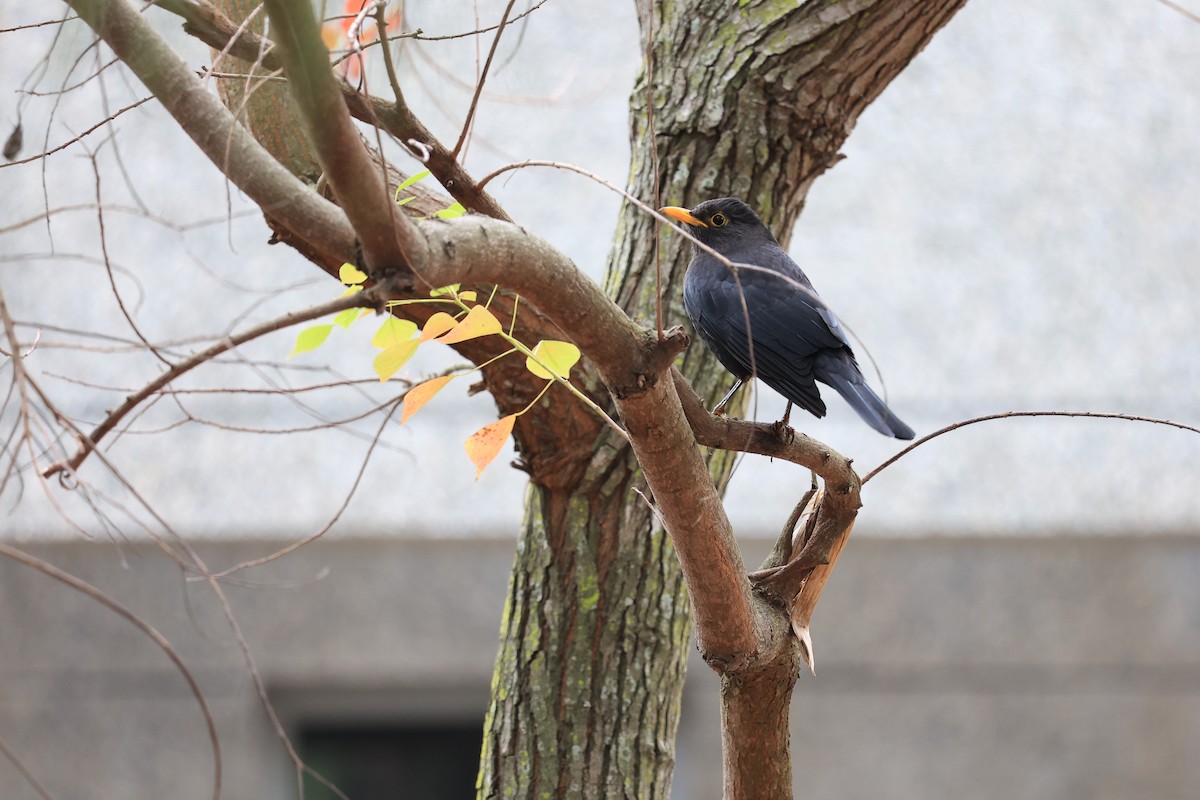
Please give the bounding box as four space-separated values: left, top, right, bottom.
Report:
3 535 1198 799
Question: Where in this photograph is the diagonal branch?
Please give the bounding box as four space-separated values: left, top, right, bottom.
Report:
0 542 221 800
153 0 510 220
675 369 859 506
42 289 382 478
450 0 518 158
68 0 358 264
262 0 418 272
409 216 761 665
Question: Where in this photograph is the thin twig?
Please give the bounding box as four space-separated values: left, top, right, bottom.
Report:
0 736 57 800
1157 0 1200 24
450 0 519 158
200 390 408 580
863 410 1200 484
388 0 549 42
42 288 381 478
89 149 172 367
0 96 153 168
0 542 221 800
0 16 76 33
642 0 664 338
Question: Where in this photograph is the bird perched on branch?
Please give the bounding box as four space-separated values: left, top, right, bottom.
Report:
661 197 914 440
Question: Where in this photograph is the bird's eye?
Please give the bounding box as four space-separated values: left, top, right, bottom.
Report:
710 212 728 228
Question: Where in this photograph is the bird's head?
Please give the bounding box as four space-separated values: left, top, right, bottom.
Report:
659 197 777 251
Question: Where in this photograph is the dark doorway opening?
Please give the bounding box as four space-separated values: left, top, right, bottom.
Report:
299 721 483 800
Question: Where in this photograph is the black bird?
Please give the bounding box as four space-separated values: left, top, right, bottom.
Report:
661 197 914 440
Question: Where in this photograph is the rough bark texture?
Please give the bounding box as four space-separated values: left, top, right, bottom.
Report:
211 0 322 183
482 2 968 798
143 1 968 797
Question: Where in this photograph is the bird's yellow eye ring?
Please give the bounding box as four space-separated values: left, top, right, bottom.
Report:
710 212 728 228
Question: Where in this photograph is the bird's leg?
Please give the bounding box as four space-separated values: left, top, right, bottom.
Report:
711 378 744 417
772 401 796 443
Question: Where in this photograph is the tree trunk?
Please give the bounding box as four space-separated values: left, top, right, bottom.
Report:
480 2 968 798
193 1 971 796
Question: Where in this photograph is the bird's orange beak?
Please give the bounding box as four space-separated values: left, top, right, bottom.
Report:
659 206 707 227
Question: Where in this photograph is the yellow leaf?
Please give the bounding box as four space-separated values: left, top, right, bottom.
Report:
332 308 360 330
401 375 453 424
458 290 477 302
439 305 502 344
340 263 368 285
525 340 581 380
289 324 332 358
465 414 515 479
373 339 420 381
372 317 418 349
420 312 459 342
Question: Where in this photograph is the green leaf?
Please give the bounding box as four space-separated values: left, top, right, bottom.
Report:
525 340 581 380
339 264 367 285
397 169 431 192
396 195 417 207
430 284 461 297
373 339 420 381
372 317 419 349
289 324 333 358
332 307 360 330
434 202 466 219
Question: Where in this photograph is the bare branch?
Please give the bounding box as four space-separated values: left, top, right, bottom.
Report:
262 0 417 272
0 736 56 800
1157 0 1200 24
66 0 358 263
864 410 1200 484
0 96 153 168
153 0 510 220
396 1 550 42
0 542 221 800
451 0 519 158
42 288 381 479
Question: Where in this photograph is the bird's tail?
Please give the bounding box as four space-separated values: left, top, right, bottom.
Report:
815 352 915 440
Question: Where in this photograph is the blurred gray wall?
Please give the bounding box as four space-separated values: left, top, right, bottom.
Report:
3 536 1198 799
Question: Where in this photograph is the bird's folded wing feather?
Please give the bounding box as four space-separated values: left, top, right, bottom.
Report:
690 257 847 416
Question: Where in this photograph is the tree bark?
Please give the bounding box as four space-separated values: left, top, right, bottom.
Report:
482 2 968 798
119 1 968 797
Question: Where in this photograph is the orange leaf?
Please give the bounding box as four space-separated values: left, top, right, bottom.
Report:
438 305 502 344
465 415 515 479
402 375 453 424
420 312 458 342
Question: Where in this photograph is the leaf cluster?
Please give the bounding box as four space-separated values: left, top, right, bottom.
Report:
290 265 583 478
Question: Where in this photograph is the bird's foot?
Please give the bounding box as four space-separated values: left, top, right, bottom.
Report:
771 418 795 444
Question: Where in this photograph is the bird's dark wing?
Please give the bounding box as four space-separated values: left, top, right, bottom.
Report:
684 248 848 417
